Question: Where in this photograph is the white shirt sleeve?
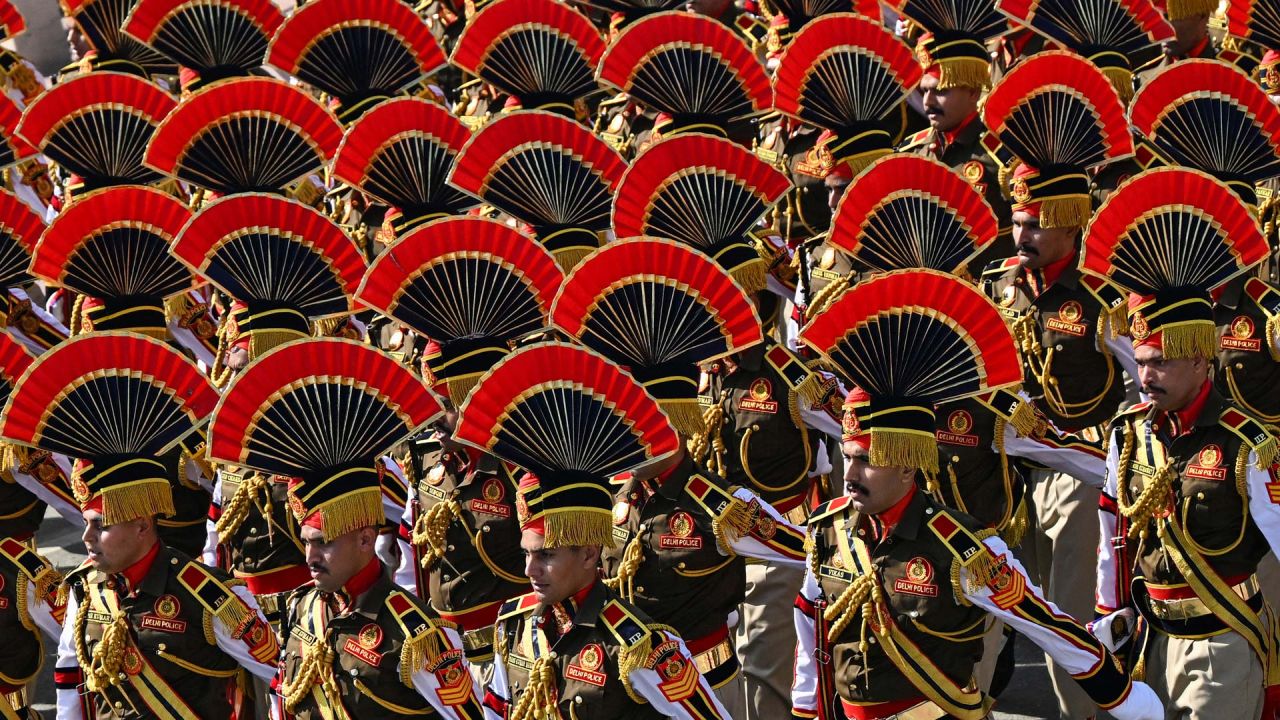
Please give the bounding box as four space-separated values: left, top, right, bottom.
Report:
26 579 62 643
486 643 512 720
1096 435 1123 614
624 631 729 720
213 585 279 682
203 476 225 567
395 483 421 594
408 626 485 720
1001 423 1107 488
9 453 80 525
791 564 821 716
1244 451 1280 555
55 589 86 720
725 487 808 566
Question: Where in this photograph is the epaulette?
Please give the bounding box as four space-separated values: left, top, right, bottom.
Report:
806 495 852 525
1219 408 1279 468
897 127 933 151
497 591 540 622
386 589 450 636
64 559 94 585
1078 274 1126 316
981 257 1019 277
599 599 653 649
177 561 254 632
765 343 822 405
0 538 54 583
1245 278 1280 318
926 509 1002 596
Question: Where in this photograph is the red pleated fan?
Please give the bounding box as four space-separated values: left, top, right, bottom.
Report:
0 1 24 40
0 190 42 289
123 0 284 76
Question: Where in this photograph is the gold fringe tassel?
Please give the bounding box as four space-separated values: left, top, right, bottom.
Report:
806 274 851 321
1162 0 1216 20
542 511 615 550
164 294 190 327
1001 497 1029 549
86 610 130 692
412 499 461 568
603 535 645 602
550 246 595 273
869 429 939 475
1118 452 1175 542
660 398 707 439
950 529 1001 605
617 630 655 705
445 375 482 404
932 58 992 91
400 629 435 688
1037 196 1092 230
687 404 726 477
730 258 768 295
249 329 307 360
509 656 560 720
102 483 175 526
1099 67 1135 106
839 148 892 180
1266 314 1280 364
711 497 757 554
315 489 385 542
1157 324 1217 362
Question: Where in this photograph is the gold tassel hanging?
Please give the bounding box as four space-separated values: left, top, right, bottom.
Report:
1099 67 1135 106
86 611 130 692
1157 324 1217 363
603 536 646 602
806 274 851 320
164 294 191 328
1119 462 1175 541
542 511 615 550
509 656 561 720
729 258 768 295
281 641 339 713
68 294 85 337
1037 196 1092 231
400 629 437 689
1266 314 1280 365
950 528 1002 604
933 59 992 91
411 499 462 568
686 403 726 477
1001 497 1029 550
102 483 175 527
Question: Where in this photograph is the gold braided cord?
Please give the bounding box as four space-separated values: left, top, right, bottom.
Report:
509 656 559 720
86 610 130 692
991 418 1026 548
806 274 852 321
1011 312 1116 421
412 499 461 569
687 403 726 477
603 536 645 602
281 641 339 713
823 571 876 642
68 294 85 337
208 315 236 389
1116 424 1176 541
215 471 271 540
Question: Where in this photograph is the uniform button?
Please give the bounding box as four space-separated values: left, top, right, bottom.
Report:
909 611 919 618
636 586 645 593
443 574 451 581
114 702 123 709
575 696 583 704
118 673 127 681
447 545 455 551
951 455 960 463
751 424 760 431
550 652 558 660
678 562 687 569
158 643 167 652
630 493 639 500
857 529 865 537
1054 344 1063 352
171 558 179 565
1196 492 1206 501
248 527 257 535
350 668 359 677
925 508 934 515
1236 363 1245 369
482 526 490 533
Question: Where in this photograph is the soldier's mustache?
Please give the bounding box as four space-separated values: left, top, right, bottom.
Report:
846 482 870 496
1017 244 1039 255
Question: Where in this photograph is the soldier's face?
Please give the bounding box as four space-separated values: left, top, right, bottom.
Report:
1012 211 1078 270
432 407 462 453
521 530 600 605
82 510 153 575
1135 345 1209 412
841 441 916 515
918 75 980 133
301 525 378 593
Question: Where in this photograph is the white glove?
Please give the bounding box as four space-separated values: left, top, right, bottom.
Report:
1106 680 1162 720
1087 608 1135 653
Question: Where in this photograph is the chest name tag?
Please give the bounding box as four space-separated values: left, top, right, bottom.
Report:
508 653 534 671
612 527 631 544
422 485 450 502
292 627 316 646
86 611 114 625
819 565 854 583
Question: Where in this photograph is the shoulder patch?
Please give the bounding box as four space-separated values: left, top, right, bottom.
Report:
806 496 852 525
497 592 540 622
1219 408 1278 467
1078 274 1125 314
982 257 1019 277
1245 278 1280 317
925 510 988 568
178 562 239 615
0 538 54 582
387 589 444 637
599 600 652 649
898 127 933 150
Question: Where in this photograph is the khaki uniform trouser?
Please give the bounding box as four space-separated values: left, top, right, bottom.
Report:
1017 468 1100 720
974 617 1005 695
1148 629 1264 719
714 663 745 719
734 560 804 719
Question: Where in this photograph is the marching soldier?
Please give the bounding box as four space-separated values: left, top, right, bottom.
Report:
1089 167 1280 715
0 537 65 719
894 0 1012 273
794 268 1161 720
451 342 730 720
0 334 283 720
979 51 1138 720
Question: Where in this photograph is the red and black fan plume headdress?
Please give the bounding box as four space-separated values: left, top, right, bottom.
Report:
0 94 36 174
146 76 342 194
122 0 284 88
60 0 176 76
172 193 367 356
759 0 879 54
802 269 1022 472
32 186 193 338
1228 0 1280 51
612 132 789 293
17 72 175 191
332 97 476 236
995 0 1172 103
267 0 446 124
0 330 32 407
452 0 604 115
829 154 998 274
0 1 24 41
0 190 42 291
356 216 563 400
0 332 218 523
209 338 442 540
598 11 771 138
774 13 922 177
449 110 626 269
454 342 680 547
982 50 1132 228
890 0 1008 89
1130 59 1280 207
1082 167 1268 360
551 237 762 435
